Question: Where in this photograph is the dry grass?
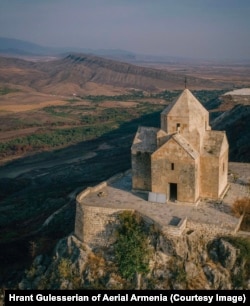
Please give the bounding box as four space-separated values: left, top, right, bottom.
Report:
0 99 67 112
83 81 126 95
87 252 107 280
41 81 127 96
187 270 208 289
232 197 250 217
100 101 138 108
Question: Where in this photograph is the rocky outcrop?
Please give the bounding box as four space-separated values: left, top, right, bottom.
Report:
208 238 237 269
19 225 250 290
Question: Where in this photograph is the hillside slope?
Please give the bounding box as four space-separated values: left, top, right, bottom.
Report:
209 90 250 162
212 104 250 162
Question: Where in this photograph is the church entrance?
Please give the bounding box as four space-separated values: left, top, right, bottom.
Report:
169 183 177 201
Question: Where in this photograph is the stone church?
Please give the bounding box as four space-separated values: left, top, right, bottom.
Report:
131 89 228 203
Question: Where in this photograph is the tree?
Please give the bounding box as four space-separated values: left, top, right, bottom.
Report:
114 211 151 288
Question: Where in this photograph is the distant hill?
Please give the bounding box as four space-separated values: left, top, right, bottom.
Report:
2 37 250 66
0 37 55 56
0 37 137 60
0 53 230 95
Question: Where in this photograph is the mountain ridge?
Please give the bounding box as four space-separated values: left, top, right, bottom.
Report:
0 53 232 95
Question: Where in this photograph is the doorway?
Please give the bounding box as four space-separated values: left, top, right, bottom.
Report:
169 183 177 201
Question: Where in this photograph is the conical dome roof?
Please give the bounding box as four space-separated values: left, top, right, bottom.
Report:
161 89 208 117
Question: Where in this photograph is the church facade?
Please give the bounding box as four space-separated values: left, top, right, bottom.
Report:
131 89 228 203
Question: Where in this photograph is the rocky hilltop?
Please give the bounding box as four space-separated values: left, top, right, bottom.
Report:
19 228 249 290
19 164 250 290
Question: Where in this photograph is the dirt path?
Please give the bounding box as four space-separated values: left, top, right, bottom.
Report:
0 151 97 179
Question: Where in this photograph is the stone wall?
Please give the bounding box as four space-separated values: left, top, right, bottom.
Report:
186 220 235 240
200 155 219 198
75 202 236 249
132 151 151 191
75 200 188 248
75 175 126 248
75 204 129 248
75 171 134 248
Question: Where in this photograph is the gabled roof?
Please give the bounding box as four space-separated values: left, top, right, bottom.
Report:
152 132 199 160
131 126 159 153
172 134 199 159
161 88 208 117
202 130 228 157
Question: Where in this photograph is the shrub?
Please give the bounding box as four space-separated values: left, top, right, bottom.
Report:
114 211 151 283
232 197 250 217
58 258 72 279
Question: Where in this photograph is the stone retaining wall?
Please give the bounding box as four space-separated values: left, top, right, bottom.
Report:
186 220 234 240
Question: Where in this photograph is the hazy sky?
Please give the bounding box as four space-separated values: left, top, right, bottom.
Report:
0 0 250 60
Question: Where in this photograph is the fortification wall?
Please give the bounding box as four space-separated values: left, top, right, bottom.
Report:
75 171 133 248
75 201 238 249
74 170 243 249
75 201 188 249
75 204 130 248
